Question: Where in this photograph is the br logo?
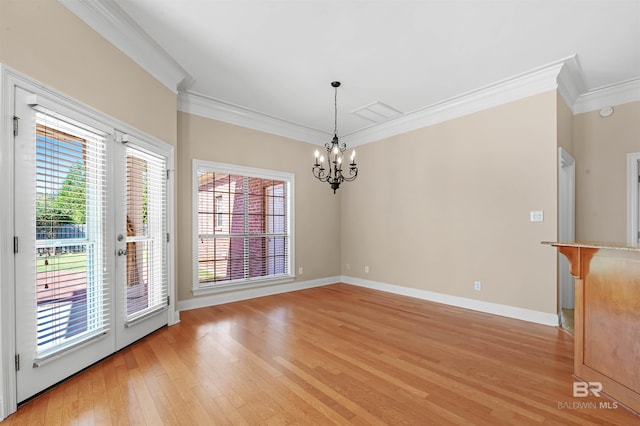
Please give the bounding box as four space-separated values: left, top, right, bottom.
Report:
573 381 602 397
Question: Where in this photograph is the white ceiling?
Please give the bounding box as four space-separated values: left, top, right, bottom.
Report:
109 0 640 137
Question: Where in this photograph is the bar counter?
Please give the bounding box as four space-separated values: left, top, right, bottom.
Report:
544 241 640 414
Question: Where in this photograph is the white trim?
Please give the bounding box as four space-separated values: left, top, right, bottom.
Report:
573 77 640 114
51 0 638 143
178 91 329 144
340 56 573 147
341 276 559 327
166 167 178 326
179 57 579 147
627 153 640 245
49 0 640 141
57 0 192 93
556 56 585 111
192 277 295 297
558 148 576 310
178 276 336 312
0 64 18 420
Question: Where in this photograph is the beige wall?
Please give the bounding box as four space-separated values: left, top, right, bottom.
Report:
341 91 559 314
176 112 341 301
0 0 176 145
557 94 574 156
574 101 640 242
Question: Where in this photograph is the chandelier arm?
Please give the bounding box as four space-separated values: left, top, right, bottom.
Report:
312 165 328 181
343 166 358 181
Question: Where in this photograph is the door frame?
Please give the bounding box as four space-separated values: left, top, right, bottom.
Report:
627 153 640 244
0 65 177 419
558 147 575 311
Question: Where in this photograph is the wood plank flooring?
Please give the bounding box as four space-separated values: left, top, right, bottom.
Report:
3 283 638 425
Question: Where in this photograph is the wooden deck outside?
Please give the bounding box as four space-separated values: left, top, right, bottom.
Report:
3 283 638 425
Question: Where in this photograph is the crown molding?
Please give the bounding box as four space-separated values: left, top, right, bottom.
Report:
342 56 575 147
556 55 585 110
51 2 590 147
178 91 330 144
58 0 192 93
49 2 639 142
180 57 579 147
573 77 640 114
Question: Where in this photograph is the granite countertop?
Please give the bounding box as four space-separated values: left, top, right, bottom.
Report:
542 241 640 252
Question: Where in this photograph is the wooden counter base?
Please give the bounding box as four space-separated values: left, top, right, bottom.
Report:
546 242 640 414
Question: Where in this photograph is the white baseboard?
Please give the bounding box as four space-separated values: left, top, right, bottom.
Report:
177 275 559 327
177 276 339 311
341 276 559 327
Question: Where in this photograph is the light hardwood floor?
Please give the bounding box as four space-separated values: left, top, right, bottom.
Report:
3 283 638 425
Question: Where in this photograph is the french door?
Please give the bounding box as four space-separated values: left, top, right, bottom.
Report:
115 141 169 349
13 87 169 402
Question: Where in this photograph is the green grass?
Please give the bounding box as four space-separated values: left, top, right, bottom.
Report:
36 252 87 273
198 268 216 282
198 268 227 283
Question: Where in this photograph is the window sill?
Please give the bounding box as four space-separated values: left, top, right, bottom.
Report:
192 275 295 296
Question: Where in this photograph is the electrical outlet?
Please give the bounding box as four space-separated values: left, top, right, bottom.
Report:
364 265 369 273
298 266 303 275
474 281 481 291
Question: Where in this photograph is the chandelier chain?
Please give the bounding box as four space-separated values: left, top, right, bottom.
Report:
334 85 338 136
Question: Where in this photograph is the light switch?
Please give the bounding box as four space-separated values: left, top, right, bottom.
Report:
530 210 544 222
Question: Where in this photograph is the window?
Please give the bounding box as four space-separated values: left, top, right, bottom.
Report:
193 160 294 294
33 110 109 355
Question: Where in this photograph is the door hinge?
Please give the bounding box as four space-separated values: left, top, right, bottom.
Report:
166 169 170 180
167 296 170 306
15 354 20 371
166 233 170 243
13 236 18 254
13 116 20 136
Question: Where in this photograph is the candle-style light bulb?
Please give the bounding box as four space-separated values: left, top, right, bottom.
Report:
319 155 325 163
333 146 339 155
314 149 319 159
351 149 356 163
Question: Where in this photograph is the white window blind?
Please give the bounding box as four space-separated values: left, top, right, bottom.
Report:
34 111 109 357
193 161 294 293
124 146 168 322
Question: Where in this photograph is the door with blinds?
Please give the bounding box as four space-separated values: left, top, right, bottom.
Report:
114 141 168 349
13 87 169 402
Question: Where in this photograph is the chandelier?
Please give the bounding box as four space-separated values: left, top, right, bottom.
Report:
312 81 358 193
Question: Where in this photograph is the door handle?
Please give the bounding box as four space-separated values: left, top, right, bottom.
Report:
117 249 128 256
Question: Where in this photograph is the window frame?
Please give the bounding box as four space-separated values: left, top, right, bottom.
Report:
192 159 295 295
